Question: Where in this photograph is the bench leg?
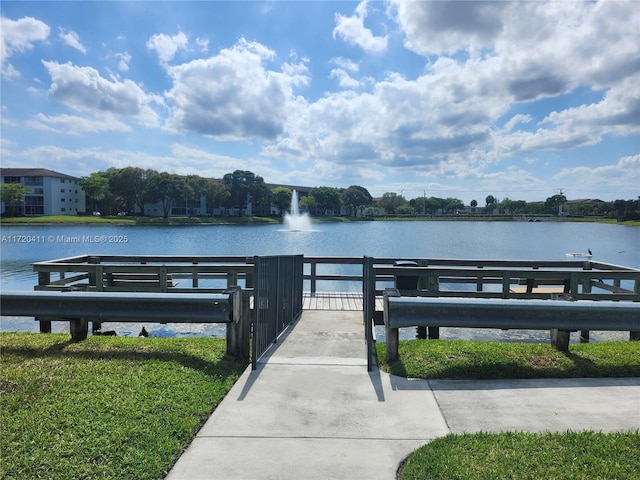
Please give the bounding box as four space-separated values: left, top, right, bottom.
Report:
70 318 88 342
416 326 427 339
580 330 590 343
385 326 399 363
37 317 52 333
428 326 440 339
550 329 570 351
630 331 640 341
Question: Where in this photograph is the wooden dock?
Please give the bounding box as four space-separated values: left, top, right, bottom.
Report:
302 292 384 312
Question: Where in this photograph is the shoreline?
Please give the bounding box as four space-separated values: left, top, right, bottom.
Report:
2 215 638 227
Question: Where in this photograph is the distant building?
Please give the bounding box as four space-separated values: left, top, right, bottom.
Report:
0 168 86 216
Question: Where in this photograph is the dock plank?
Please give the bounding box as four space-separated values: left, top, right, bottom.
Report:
303 292 368 311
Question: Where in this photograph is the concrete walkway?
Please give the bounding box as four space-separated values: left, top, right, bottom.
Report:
166 311 640 480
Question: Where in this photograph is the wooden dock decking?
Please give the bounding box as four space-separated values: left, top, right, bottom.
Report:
303 292 382 311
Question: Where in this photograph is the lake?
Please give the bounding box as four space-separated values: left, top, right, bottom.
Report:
2 221 639 341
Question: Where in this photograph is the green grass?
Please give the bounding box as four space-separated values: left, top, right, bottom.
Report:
376 339 640 379
0 215 279 225
381 340 640 479
399 431 640 480
0 215 137 225
0 333 247 480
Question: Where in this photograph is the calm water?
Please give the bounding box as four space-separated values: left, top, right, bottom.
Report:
2 221 638 341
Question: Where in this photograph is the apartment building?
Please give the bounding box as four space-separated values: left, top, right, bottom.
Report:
0 168 86 216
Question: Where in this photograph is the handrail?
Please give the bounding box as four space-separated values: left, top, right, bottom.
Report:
32 255 640 298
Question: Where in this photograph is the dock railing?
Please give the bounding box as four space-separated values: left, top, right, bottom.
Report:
13 255 640 371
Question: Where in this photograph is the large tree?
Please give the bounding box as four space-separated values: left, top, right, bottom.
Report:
222 170 269 214
205 178 229 216
147 171 183 219
79 172 109 214
110 167 152 215
545 194 566 215
271 187 292 215
378 192 406 214
309 186 341 215
341 185 372 217
0 183 31 216
485 195 496 214
183 175 209 216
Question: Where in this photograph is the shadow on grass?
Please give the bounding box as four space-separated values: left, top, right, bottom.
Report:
377 342 640 381
1 337 248 379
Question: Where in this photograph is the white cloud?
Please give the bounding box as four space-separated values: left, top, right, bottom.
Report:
115 52 131 72
266 0 639 184
498 75 640 156
146 30 188 64
1 16 50 78
333 0 388 53
164 38 309 140
391 0 506 55
26 113 131 135
42 60 160 126
195 37 209 54
553 155 640 199
329 68 361 89
331 57 359 72
58 28 86 54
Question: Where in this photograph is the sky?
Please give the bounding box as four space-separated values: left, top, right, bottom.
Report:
1 1 639 204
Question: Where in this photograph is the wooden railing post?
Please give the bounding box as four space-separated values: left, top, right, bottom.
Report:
36 271 51 333
384 289 401 363
192 262 199 288
580 262 593 342
226 287 250 362
310 260 317 295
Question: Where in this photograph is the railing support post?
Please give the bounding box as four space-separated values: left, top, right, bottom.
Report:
36 271 51 333
550 329 570 351
70 318 88 342
226 287 250 362
88 256 103 334
384 288 400 363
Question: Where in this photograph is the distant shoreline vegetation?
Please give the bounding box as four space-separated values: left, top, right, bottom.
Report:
1 214 639 227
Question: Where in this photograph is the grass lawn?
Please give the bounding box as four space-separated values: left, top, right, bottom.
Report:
0 333 247 480
377 339 640 479
0 215 279 225
375 339 640 379
399 431 640 480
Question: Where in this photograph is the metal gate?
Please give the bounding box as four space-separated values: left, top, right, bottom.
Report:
252 255 303 369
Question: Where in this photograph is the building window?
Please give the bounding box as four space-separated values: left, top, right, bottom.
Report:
61 179 65 183
61 189 65 193
61 198 65 202
61 208 65 212
4 176 21 183
24 176 43 186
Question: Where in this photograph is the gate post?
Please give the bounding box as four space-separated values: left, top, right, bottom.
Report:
226 287 250 362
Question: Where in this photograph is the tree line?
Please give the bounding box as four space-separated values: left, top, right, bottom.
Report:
2 166 639 220
76 167 377 218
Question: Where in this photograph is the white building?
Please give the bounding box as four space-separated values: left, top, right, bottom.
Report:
0 168 86 216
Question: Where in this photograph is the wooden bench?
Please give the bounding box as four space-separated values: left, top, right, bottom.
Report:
0 288 251 360
383 289 640 362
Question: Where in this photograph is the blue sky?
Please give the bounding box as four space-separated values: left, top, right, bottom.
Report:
1 1 638 204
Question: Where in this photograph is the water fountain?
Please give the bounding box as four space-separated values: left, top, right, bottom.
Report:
283 190 313 232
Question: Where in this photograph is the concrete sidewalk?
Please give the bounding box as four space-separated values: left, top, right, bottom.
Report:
166 311 640 480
